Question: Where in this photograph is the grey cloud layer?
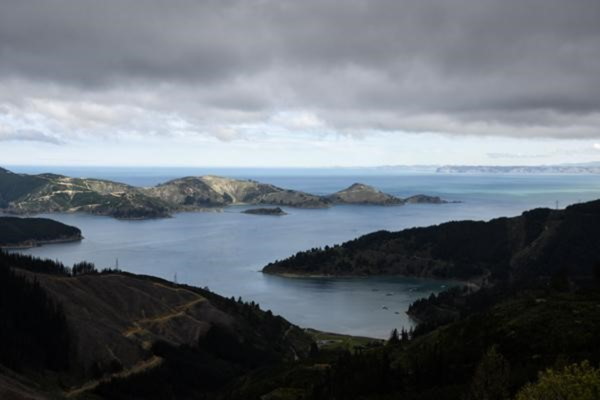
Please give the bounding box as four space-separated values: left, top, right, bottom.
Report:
1 0 599 140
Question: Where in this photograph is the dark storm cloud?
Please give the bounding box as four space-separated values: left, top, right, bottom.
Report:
0 0 599 139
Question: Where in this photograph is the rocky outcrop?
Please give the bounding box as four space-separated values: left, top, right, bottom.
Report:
404 194 447 204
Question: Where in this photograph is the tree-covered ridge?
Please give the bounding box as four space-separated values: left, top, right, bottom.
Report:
0 216 82 247
515 361 600 400
263 200 600 283
220 288 600 400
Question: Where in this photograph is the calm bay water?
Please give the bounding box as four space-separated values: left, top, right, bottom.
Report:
9 166 600 338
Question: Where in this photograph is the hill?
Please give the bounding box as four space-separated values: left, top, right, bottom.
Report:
2 246 600 398
263 199 600 283
0 168 171 219
0 167 448 219
0 217 82 248
222 288 600 400
325 183 403 205
143 175 329 209
0 251 314 399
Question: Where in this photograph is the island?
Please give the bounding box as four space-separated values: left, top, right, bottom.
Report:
325 183 403 205
0 216 82 248
242 207 287 216
0 166 450 219
403 194 448 204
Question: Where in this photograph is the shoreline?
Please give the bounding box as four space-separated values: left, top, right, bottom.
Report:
263 270 485 290
0 197 452 221
1 234 83 250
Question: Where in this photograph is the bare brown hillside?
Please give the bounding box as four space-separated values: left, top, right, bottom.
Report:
5 268 313 398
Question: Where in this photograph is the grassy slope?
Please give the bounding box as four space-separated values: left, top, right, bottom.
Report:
0 168 46 207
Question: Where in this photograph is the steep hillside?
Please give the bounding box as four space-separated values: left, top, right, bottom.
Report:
2 238 600 399
0 169 171 219
0 251 314 399
263 200 600 282
0 217 82 248
0 168 47 208
223 289 600 400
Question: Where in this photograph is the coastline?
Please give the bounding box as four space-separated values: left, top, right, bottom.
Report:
0 234 84 250
263 270 485 291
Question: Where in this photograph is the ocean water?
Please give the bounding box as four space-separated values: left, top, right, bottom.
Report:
9 166 600 338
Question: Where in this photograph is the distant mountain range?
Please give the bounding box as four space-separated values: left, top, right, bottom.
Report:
436 164 600 174
0 167 446 219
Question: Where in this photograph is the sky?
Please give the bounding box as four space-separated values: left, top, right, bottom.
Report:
1 0 600 167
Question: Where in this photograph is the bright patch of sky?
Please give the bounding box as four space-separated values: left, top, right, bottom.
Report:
2 122 599 167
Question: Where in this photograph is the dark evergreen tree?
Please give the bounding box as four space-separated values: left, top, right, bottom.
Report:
0 260 70 371
467 346 510 400
387 328 401 346
72 261 97 275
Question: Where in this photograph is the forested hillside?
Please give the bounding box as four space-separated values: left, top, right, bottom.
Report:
0 216 82 247
264 200 600 284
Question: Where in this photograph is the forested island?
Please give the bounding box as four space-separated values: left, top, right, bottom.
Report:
0 167 450 220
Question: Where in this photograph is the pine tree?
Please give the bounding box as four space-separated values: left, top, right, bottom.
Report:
387 328 400 345
468 345 510 400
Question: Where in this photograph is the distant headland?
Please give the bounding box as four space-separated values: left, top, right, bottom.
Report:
0 216 82 249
